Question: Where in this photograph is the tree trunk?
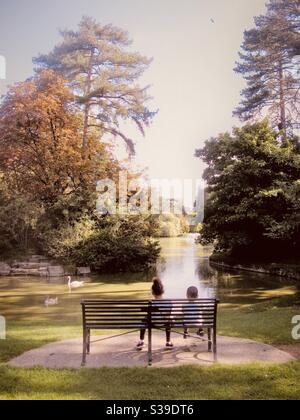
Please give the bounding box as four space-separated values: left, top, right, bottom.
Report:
83 103 90 154
82 49 95 155
279 60 287 140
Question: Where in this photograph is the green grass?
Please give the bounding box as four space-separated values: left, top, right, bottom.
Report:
0 324 82 364
0 298 299 401
0 267 299 400
219 305 300 345
0 363 299 400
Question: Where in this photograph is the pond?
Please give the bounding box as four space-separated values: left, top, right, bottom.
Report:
0 234 299 324
159 234 299 304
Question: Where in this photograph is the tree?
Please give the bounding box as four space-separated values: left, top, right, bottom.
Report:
195 121 300 258
268 0 300 56
34 17 156 155
0 178 42 254
234 0 300 137
0 70 119 205
156 214 190 238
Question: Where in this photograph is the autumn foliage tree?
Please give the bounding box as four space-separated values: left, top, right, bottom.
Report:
34 17 156 155
0 20 161 271
0 70 119 205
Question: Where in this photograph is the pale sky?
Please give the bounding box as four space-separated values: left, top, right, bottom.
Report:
0 0 267 183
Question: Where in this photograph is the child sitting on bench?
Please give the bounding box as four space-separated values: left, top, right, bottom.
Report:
183 286 204 339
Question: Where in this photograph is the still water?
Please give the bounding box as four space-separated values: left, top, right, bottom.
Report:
0 234 298 322
158 235 215 298
158 235 299 303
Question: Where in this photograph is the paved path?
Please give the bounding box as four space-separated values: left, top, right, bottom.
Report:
9 333 295 369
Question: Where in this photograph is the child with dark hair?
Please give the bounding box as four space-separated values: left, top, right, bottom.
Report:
152 277 164 296
136 278 173 350
183 286 204 339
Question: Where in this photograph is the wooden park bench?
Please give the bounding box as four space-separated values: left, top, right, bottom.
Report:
81 299 219 366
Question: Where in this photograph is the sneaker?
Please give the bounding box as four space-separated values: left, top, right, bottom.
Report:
166 342 174 349
136 341 145 351
197 329 205 337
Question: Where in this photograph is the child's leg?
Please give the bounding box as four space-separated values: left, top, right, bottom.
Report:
165 325 174 348
140 329 146 341
197 328 205 337
184 327 188 338
166 327 171 343
136 328 146 350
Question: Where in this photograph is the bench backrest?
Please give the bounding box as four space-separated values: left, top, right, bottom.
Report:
81 299 219 330
149 299 218 328
82 300 149 330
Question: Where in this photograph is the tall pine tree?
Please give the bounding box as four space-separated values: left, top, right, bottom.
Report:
234 0 300 137
268 0 300 56
34 17 155 155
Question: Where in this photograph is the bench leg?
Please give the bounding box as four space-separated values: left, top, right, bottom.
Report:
213 328 217 362
87 329 91 355
208 328 212 353
82 328 88 367
148 328 152 367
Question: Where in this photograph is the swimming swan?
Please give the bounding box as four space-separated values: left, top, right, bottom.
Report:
44 297 58 307
68 276 84 291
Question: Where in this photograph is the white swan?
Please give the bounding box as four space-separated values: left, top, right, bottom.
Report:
68 276 84 292
44 297 58 307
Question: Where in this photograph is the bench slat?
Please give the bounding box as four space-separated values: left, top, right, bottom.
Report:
81 299 219 367
82 299 218 329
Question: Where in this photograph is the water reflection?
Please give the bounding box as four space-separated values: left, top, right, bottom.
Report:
158 234 300 305
158 235 216 299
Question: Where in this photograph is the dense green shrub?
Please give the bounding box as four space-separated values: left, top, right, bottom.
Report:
42 216 95 261
156 214 190 238
190 223 203 234
0 178 161 273
44 215 161 273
